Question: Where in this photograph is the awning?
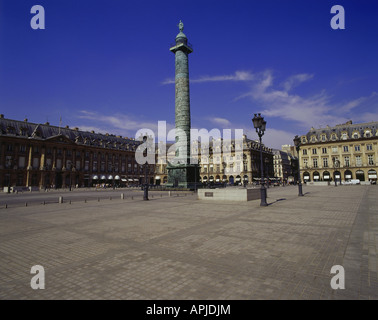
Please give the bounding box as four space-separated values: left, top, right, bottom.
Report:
346 175 352 179
128 179 133 181
236 178 241 181
216 179 220 182
324 175 330 179
134 179 139 181
369 174 377 179
108 175 113 180
115 175 120 180
92 175 99 179
335 175 340 179
304 176 310 180
155 176 161 180
101 175 106 180
121 179 127 182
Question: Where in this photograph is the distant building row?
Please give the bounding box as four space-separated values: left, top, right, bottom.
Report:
298 120 378 183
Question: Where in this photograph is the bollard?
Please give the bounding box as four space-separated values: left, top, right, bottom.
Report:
70 200 71 204
43 201 45 205
151 194 154 198
5 204 7 209
110 197 112 200
131 196 134 200
85 199 87 203
59 196 63 204
168 191 171 197
25 202 28 207
121 193 124 200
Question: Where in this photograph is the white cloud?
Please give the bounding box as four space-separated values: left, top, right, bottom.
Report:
162 71 254 85
282 73 314 91
75 110 175 139
209 117 231 127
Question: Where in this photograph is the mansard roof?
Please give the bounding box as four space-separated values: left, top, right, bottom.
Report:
0 116 140 151
303 120 378 142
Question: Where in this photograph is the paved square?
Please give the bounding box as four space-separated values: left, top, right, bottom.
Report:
0 185 377 299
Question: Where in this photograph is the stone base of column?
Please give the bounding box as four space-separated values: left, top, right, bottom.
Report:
166 163 200 190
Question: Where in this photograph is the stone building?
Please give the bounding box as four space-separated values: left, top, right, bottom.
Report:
0 115 155 190
298 120 378 183
154 134 274 186
273 149 295 183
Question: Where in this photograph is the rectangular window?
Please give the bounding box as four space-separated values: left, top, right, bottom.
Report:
303 149 307 155
56 159 62 170
7 144 13 152
323 158 328 167
367 144 373 151
312 148 317 155
33 157 39 169
313 158 318 168
66 160 72 170
356 156 362 166
332 146 338 153
368 155 374 165
321 135 326 141
85 160 89 171
19 145 26 153
344 157 350 167
46 158 52 169
355 145 360 152
322 147 327 154
5 156 13 168
303 158 308 167
18 156 25 169
93 161 98 172
343 146 349 152
76 160 81 170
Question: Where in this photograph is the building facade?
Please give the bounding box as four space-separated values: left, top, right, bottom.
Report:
154 135 274 185
299 121 378 183
273 149 296 183
0 115 155 190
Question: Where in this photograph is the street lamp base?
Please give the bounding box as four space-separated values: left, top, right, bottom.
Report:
260 186 268 206
298 183 304 196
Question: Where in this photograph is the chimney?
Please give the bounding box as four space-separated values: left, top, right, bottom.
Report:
65 125 69 129
24 118 28 122
0 114 4 118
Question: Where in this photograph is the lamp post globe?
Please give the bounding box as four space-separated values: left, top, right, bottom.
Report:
252 113 268 207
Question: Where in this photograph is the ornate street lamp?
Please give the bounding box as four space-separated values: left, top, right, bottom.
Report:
293 135 304 196
252 113 268 206
332 157 340 187
143 136 149 200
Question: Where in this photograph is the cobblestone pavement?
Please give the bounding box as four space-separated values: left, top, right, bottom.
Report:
0 185 377 300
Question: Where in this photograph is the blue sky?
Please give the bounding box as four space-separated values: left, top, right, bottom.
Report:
1 0 377 149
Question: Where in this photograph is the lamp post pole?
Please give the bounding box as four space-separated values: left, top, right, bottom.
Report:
252 113 268 207
143 136 149 201
332 158 340 187
293 135 304 196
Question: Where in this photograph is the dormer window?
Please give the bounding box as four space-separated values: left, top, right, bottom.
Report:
331 134 337 141
6 126 16 134
352 132 359 139
341 132 348 140
365 130 371 138
321 134 326 142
